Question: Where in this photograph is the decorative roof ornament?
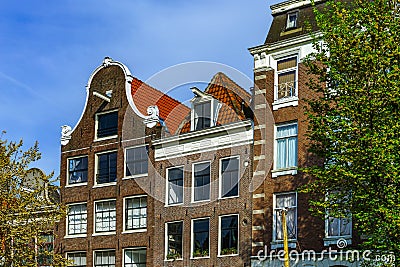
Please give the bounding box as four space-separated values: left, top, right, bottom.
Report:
61 125 72 145
102 57 113 68
144 105 160 128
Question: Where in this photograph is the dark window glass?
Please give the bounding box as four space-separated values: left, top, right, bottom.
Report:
168 167 183 205
97 152 117 184
193 163 210 202
286 12 298 29
68 156 88 184
220 215 238 255
126 146 148 176
94 250 115 267
125 197 147 230
97 111 118 138
194 101 211 130
37 234 54 266
167 222 183 259
221 158 239 198
193 218 209 257
124 249 146 267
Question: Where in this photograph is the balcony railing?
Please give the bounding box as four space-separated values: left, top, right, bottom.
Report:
276 81 296 100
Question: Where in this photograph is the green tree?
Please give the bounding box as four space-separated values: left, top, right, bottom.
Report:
0 134 69 266
302 0 400 263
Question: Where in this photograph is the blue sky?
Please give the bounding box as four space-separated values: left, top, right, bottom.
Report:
0 0 282 178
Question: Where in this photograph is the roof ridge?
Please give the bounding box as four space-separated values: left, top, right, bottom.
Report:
208 72 251 100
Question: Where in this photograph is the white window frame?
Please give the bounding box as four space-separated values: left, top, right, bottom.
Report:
66 155 88 187
272 122 298 178
165 220 184 261
165 166 184 206
93 249 116 267
94 150 118 187
123 247 146 267
272 53 300 110
218 214 239 257
190 90 221 131
219 156 240 199
272 192 297 249
93 199 117 235
124 145 148 179
286 11 298 29
94 109 119 141
66 251 86 267
191 217 210 259
122 195 147 233
65 202 87 238
191 161 211 203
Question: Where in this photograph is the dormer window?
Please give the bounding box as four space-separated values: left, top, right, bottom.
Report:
194 101 211 130
286 12 298 29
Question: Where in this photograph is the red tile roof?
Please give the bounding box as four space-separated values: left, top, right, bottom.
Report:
178 72 252 134
131 78 190 134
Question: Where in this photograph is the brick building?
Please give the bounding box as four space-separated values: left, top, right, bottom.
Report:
249 0 356 266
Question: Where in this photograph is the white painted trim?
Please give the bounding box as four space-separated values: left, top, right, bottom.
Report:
254 89 267 95
124 144 148 178
191 161 211 203
254 155 265 160
219 155 240 199
270 0 324 15
252 242 264 247
93 249 116 267
123 195 147 232
254 104 267 110
254 124 266 130
273 121 298 172
272 192 298 243
165 166 184 206
122 247 147 267
253 193 265 199
65 202 87 237
252 225 264 231
253 209 265 215
94 150 118 186
94 109 119 141
66 154 88 186
253 170 266 176
93 198 117 234
218 214 239 257
191 217 210 259
254 140 266 145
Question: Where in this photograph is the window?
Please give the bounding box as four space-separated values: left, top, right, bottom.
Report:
193 162 210 202
166 222 183 260
96 111 118 139
192 218 209 258
67 252 86 267
94 250 115 267
97 152 117 184
124 248 146 267
219 215 239 256
125 146 148 177
275 123 298 170
286 12 298 29
37 234 54 266
125 196 147 231
194 101 211 130
274 193 297 241
68 156 88 185
167 167 183 205
276 57 297 100
326 216 352 238
220 157 239 198
67 203 87 235
95 200 116 233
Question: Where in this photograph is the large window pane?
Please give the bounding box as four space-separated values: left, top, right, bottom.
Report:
220 215 238 255
124 249 146 267
95 200 116 233
126 146 148 177
67 252 86 267
94 250 115 267
97 152 117 184
68 203 87 235
97 111 118 138
166 222 183 259
168 167 183 205
68 156 88 184
221 157 239 198
192 218 209 257
193 163 210 202
194 101 211 130
125 197 147 230
274 193 297 241
276 123 298 169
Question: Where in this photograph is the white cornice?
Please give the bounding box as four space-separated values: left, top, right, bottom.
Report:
271 0 325 15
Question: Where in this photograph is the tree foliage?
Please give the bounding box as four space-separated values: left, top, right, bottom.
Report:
0 134 68 266
303 0 400 263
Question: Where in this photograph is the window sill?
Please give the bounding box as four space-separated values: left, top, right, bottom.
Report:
64 234 86 239
218 195 240 200
165 202 184 207
271 167 297 178
164 258 183 262
272 97 298 110
218 253 239 258
324 236 352 246
191 199 211 204
190 256 210 260
122 229 147 234
93 182 117 188
94 135 118 142
271 240 297 249
122 173 148 180
65 182 88 188
92 232 116 237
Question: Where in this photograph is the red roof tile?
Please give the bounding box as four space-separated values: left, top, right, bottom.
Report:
131 78 190 134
